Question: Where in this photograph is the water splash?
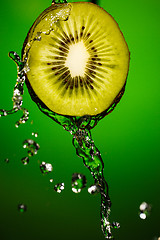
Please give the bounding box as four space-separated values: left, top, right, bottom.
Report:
139 202 152 219
23 139 40 156
32 132 38 137
4 158 9 163
28 85 124 239
52 0 68 4
0 2 126 239
71 173 87 193
40 161 53 174
54 183 65 193
0 51 29 127
88 184 100 195
112 222 120 229
22 3 72 64
15 108 29 128
18 204 27 213
21 156 29 165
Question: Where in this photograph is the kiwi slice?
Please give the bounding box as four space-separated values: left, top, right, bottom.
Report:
22 2 130 117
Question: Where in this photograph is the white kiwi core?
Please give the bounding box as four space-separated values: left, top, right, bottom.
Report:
65 41 89 78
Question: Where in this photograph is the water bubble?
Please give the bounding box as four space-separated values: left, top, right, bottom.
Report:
88 184 100 195
21 156 29 165
32 132 38 137
23 139 40 156
71 173 87 193
40 162 53 174
112 222 120 229
54 183 65 193
139 202 151 219
18 204 27 213
4 158 9 163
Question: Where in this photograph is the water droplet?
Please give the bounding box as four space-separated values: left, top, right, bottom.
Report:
0 109 10 117
88 184 100 195
4 158 9 163
112 222 120 229
21 156 29 165
50 179 53 183
54 183 65 193
15 108 29 128
23 139 40 156
18 204 27 213
139 202 151 219
32 132 38 137
40 162 53 174
71 173 87 193
139 213 147 220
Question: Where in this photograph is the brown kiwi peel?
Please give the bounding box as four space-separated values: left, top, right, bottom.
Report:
22 2 130 117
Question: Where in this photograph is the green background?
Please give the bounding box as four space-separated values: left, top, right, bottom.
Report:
0 0 160 240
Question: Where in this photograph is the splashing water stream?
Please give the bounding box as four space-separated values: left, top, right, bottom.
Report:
0 50 119 238
24 92 119 239
0 0 127 239
0 51 29 127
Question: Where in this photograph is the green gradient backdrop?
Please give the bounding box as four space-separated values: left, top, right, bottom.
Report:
0 0 160 240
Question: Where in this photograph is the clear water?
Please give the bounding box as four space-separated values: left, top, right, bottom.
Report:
88 184 100 195
40 162 53 174
54 183 65 193
4 158 9 163
18 204 27 213
23 139 40 157
0 51 29 128
21 156 29 165
31 132 38 138
0 1 126 238
139 202 152 220
71 173 87 193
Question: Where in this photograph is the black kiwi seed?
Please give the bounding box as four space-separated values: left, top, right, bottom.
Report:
75 31 78 41
52 66 62 70
62 79 68 85
70 34 74 42
75 77 78 88
79 77 83 87
70 80 74 89
59 46 68 52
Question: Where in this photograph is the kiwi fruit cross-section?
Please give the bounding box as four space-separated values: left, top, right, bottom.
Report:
22 2 130 117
